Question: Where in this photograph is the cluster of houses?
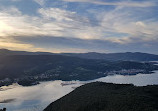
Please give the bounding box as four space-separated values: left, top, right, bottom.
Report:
0 78 12 87
0 73 60 87
0 69 146 87
105 69 145 75
0 78 11 83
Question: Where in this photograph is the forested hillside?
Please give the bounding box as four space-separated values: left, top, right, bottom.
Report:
44 82 158 111
0 55 157 81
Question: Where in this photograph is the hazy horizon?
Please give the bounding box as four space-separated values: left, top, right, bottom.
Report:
1 48 158 55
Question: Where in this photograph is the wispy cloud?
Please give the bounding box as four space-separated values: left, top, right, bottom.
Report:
0 7 94 39
11 0 21 2
62 0 156 7
33 0 45 6
0 36 44 51
0 0 157 53
38 8 76 21
0 6 157 40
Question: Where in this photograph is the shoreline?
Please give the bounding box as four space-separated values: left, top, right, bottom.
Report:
0 70 158 89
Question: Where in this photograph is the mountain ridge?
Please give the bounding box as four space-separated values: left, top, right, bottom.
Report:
0 49 158 61
0 49 54 55
0 54 157 86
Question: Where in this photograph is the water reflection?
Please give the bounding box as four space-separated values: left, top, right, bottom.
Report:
0 81 82 111
0 71 158 111
94 71 158 86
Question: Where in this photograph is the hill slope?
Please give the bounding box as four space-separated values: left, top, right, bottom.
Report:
62 52 158 61
0 49 54 55
0 55 157 81
44 82 158 111
1 49 158 61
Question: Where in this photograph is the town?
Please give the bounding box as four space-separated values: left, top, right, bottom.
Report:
0 69 149 87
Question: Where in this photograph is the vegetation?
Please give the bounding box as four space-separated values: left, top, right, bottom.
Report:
0 108 6 111
44 82 158 111
62 52 158 61
0 55 157 80
0 54 158 86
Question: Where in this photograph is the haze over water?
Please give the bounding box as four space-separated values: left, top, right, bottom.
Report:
0 71 158 111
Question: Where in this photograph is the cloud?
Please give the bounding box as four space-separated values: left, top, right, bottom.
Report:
0 7 65 37
93 6 158 42
1 6 157 41
11 0 21 2
33 0 45 6
38 8 76 21
0 0 21 2
0 36 44 52
62 0 156 7
0 7 97 39
0 7 94 52
15 36 158 54
0 1 158 53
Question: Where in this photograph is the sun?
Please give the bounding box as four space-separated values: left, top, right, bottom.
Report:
0 21 12 36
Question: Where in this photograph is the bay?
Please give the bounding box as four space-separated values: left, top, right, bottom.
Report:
0 71 158 111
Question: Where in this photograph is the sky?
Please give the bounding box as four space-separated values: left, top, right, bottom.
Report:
0 0 158 54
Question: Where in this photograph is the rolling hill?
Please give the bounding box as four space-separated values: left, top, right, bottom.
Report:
44 82 158 111
0 49 158 86
62 52 158 61
1 49 158 61
0 55 157 81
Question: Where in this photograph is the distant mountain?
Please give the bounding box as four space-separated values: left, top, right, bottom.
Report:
44 82 158 111
0 49 54 55
1 49 158 61
62 52 158 61
0 54 157 86
0 55 153 79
